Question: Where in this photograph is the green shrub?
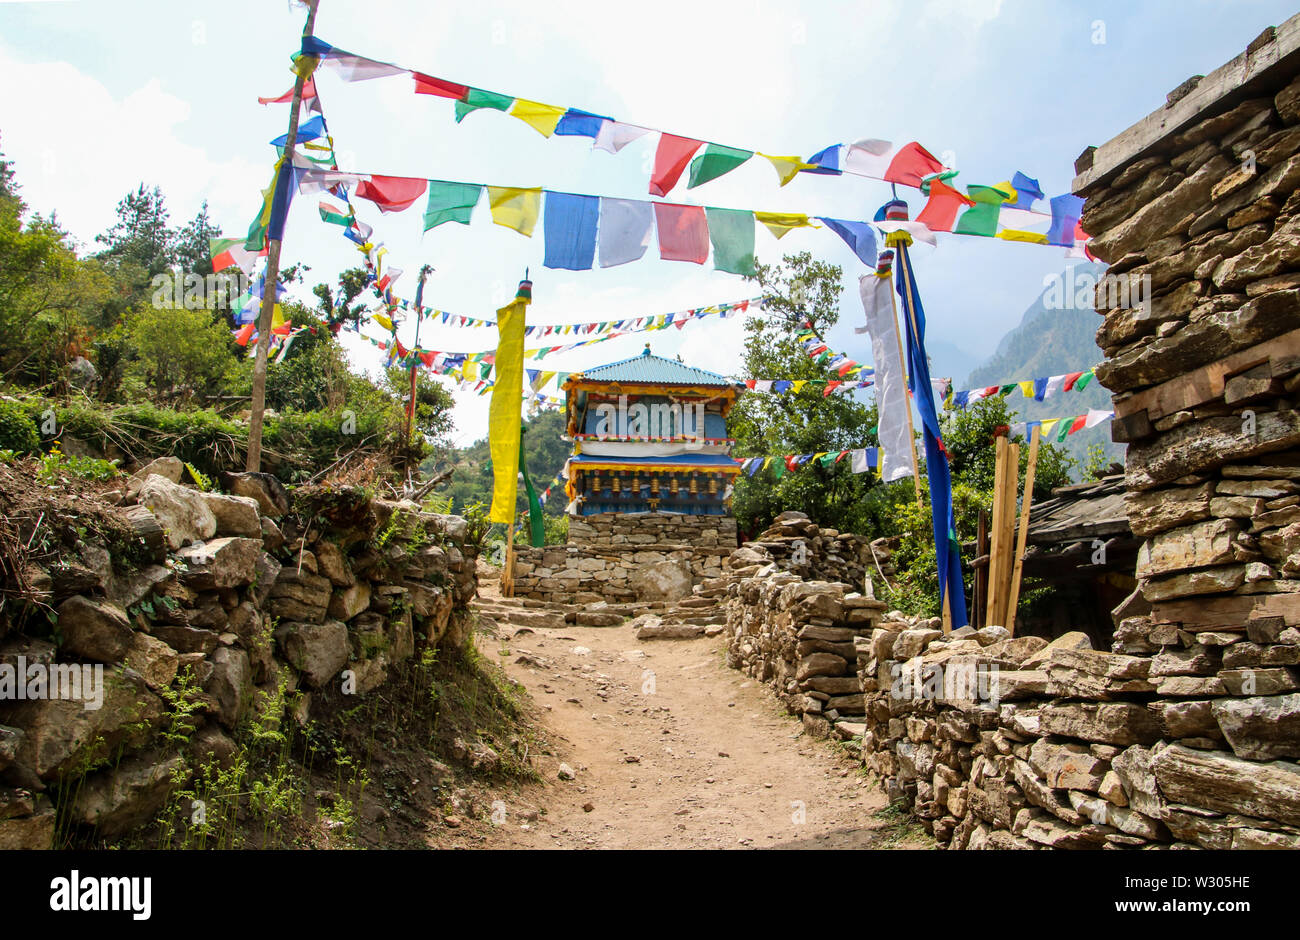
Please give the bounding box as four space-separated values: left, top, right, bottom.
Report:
0 399 40 454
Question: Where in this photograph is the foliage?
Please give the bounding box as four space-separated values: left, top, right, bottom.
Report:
0 398 39 454
438 408 570 519
35 446 120 484
124 304 239 403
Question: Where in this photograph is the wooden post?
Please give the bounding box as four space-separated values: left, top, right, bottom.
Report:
998 441 1020 626
501 517 518 598
974 508 989 628
405 264 433 457
986 436 1007 627
1006 425 1041 636
246 0 320 472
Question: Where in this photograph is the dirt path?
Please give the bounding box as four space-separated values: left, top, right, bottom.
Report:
474 612 925 850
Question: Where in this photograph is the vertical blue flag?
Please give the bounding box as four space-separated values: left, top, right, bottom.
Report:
543 192 599 270
894 239 969 627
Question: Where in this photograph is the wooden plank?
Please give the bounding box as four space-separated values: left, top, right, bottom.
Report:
1006 426 1041 636
974 509 989 629
1072 13 1300 195
997 442 1020 627
1114 327 1300 424
985 437 1008 627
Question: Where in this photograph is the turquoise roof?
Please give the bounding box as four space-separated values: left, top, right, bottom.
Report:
575 346 733 387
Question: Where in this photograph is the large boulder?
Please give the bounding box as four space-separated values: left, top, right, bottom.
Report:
70 750 186 838
274 620 349 688
204 647 252 730
132 456 184 483
5 668 165 785
1212 694 1300 761
221 472 289 518
56 596 134 664
138 476 217 549
201 493 261 537
629 559 692 601
1153 743 1300 826
177 537 263 590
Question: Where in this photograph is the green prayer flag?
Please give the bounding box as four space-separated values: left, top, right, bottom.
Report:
1056 420 1072 443
773 461 785 479
455 88 514 122
424 181 482 230
319 205 351 227
706 207 756 276
1075 370 1094 391
954 183 1014 237
818 453 837 468
688 143 753 189
519 427 545 548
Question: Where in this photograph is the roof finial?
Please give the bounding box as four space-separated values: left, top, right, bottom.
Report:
642 343 651 357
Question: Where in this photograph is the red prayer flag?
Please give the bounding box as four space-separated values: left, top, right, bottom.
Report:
258 76 317 106
916 177 974 233
649 133 703 197
234 323 255 347
823 381 842 397
1062 371 1084 391
1069 415 1088 435
413 72 469 99
784 455 799 471
356 175 428 213
883 142 946 188
653 203 709 264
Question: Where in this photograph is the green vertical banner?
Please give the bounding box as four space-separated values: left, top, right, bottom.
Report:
519 426 545 547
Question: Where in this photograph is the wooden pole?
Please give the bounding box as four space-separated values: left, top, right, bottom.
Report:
997 441 1020 626
974 508 988 628
986 436 1007 627
1006 425 1041 636
501 517 518 598
405 264 433 452
246 0 320 472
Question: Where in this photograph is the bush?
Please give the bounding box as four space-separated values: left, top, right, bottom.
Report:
125 305 238 402
0 399 40 454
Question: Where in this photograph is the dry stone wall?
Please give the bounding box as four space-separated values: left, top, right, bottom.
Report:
0 457 478 848
510 512 736 602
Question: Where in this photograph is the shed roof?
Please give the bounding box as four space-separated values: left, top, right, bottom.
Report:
572 346 734 387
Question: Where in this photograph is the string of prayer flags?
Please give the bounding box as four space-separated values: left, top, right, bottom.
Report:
1004 409 1114 443
738 447 879 478
947 368 1096 410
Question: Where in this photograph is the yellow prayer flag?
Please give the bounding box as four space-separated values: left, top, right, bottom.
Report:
1018 380 1035 397
755 211 812 240
270 303 286 329
373 313 394 332
759 153 813 186
488 283 532 523
791 380 807 393
508 98 566 137
997 230 1050 244
487 186 543 237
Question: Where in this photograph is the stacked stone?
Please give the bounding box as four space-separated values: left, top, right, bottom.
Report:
1077 61 1300 623
0 458 477 847
725 511 876 589
725 571 886 740
511 512 735 603
859 623 1300 849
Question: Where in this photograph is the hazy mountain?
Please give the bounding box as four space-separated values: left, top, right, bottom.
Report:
964 263 1125 470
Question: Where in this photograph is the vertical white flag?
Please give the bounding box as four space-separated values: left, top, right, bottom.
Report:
859 273 916 484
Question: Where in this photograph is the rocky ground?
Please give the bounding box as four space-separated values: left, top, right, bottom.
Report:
454 582 928 850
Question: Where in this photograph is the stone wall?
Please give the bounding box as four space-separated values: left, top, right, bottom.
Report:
0 458 478 848
857 620 1300 849
509 512 736 603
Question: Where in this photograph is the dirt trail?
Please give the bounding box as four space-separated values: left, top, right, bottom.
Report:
475 605 924 850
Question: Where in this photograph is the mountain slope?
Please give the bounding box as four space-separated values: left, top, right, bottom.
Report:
964 263 1123 468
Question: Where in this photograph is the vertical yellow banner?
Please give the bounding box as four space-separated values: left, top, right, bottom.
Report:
488 281 530 523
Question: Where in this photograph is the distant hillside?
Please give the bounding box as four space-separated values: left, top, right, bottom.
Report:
437 408 571 517
964 263 1124 470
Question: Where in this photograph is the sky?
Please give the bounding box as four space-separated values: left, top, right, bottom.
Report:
1 0 1296 446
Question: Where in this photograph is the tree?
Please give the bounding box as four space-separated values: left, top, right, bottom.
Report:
95 184 175 277
729 251 883 536
125 305 237 403
174 201 221 277
313 267 371 332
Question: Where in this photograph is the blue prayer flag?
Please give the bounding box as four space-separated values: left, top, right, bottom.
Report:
543 192 599 271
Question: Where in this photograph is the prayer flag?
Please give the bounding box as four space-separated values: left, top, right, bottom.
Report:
654 203 709 264
650 133 704 197
509 98 567 137
487 186 543 236
423 181 481 230
688 143 753 188
489 280 531 523
543 192 599 270
705 207 756 276
356 175 427 213
413 72 469 99
455 87 515 122
598 198 654 267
